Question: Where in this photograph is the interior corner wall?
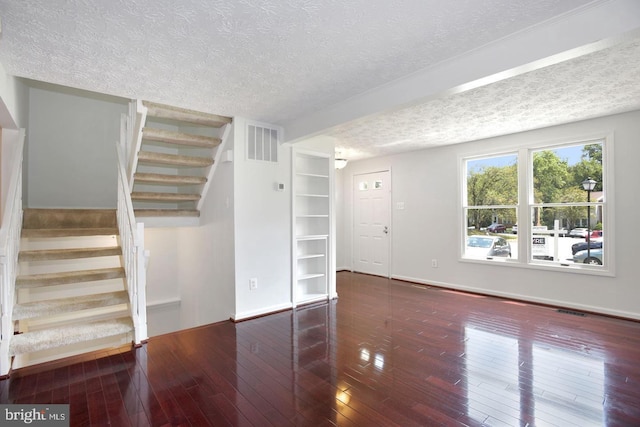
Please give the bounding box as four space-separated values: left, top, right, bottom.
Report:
335 168 347 270
339 110 640 320
143 227 182 337
143 127 236 335
0 70 28 217
232 117 291 319
176 125 236 328
26 86 127 208
0 66 29 130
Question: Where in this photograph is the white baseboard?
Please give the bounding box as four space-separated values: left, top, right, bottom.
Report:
232 302 293 322
391 274 640 321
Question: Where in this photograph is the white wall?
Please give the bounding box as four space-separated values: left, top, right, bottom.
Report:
0 67 29 215
143 127 236 334
176 129 236 328
335 168 347 270
232 117 291 320
27 86 127 208
0 63 28 129
144 227 182 336
339 110 640 320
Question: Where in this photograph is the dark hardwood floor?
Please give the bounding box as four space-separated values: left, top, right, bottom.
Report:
2 271 640 426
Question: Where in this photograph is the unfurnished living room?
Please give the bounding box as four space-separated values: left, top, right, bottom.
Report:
1 1 640 426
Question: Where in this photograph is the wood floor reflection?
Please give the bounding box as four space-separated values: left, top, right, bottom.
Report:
2 271 640 426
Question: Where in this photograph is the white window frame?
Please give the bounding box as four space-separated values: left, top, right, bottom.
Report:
459 132 614 277
461 151 519 264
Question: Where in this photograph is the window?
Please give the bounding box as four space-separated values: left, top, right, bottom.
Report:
463 153 518 261
530 141 605 267
461 137 610 273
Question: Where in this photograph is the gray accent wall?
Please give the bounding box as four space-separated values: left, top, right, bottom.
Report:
26 84 127 208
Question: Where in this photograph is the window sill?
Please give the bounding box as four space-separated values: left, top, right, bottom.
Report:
459 256 615 277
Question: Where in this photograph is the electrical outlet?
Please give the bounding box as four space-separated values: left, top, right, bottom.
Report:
249 278 258 290
431 259 438 268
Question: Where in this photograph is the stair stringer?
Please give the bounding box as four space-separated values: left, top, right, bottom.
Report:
196 122 232 212
128 99 148 184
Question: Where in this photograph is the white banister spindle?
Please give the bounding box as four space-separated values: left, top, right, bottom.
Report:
0 131 25 376
134 222 147 342
116 142 148 345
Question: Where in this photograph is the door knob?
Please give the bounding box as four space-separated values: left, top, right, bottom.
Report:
383 226 389 234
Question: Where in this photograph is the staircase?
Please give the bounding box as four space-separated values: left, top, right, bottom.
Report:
129 101 232 220
10 209 134 369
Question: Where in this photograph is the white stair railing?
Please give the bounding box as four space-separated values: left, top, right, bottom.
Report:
116 142 148 344
0 130 25 377
127 99 148 184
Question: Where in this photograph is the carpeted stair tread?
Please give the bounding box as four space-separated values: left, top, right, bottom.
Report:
9 317 133 355
133 172 206 186
142 127 221 148
134 209 201 217
143 101 232 128
23 209 117 229
21 228 118 238
131 192 201 202
13 291 129 320
17 267 125 288
138 151 214 168
19 246 122 262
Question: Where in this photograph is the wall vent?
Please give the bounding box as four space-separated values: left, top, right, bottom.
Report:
557 308 586 317
247 124 278 163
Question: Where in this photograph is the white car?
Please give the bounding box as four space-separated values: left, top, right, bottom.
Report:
466 236 511 259
569 227 589 238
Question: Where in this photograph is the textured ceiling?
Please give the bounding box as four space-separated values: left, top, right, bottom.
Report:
2 0 634 161
329 37 640 160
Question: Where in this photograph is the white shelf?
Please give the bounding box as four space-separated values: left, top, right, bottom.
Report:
296 193 329 198
298 273 325 281
296 172 329 179
297 253 325 260
297 234 328 240
293 149 330 307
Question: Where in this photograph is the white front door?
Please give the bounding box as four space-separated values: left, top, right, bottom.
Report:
353 171 391 277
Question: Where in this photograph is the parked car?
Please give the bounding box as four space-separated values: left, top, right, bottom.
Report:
571 240 603 255
586 230 603 242
511 224 518 234
466 236 511 258
569 227 589 238
573 247 603 265
487 223 507 233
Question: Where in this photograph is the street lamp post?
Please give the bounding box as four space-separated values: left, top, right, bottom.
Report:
582 177 597 261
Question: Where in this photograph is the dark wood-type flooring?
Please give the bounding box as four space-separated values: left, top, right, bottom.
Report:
2 271 640 426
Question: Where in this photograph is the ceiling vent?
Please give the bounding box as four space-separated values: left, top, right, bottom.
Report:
247 124 279 163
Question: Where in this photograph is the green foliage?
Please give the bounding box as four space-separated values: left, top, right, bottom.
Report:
569 144 603 191
467 164 517 206
533 151 570 203
468 143 603 230
467 162 517 229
